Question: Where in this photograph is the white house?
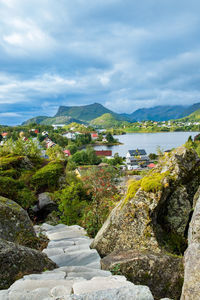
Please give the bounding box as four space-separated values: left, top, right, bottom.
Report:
62 132 76 140
126 149 149 166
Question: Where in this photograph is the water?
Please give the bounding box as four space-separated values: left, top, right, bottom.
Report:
94 132 199 157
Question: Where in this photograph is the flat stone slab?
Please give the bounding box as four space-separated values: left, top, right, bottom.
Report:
46 230 85 241
23 271 66 280
48 240 76 248
50 250 100 267
43 247 64 256
8 288 50 300
64 285 154 300
72 276 131 295
0 290 8 300
9 279 74 293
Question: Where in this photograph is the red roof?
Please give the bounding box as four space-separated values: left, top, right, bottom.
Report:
91 133 98 138
2 132 8 137
147 163 156 168
34 129 39 134
95 150 112 157
63 149 71 156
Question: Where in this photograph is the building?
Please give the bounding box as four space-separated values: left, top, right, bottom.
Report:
126 149 149 166
95 150 112 157
63 132 76 140
63 149 71 157
91 133 98 140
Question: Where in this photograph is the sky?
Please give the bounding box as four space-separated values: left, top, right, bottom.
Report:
0 0 200 125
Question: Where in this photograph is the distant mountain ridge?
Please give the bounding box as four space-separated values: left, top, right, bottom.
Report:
22 102 200 125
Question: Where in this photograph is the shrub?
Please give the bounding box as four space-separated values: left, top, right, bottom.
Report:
0 176 22 200
55 181 88 225
0 169 19 179
0 156 24 170
31 161 64 192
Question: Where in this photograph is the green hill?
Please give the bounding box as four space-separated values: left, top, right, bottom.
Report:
55 103 115 122
90 113 128 128
22 116 50 125
180 108 200 122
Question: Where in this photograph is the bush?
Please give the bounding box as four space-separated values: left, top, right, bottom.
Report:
0 176 23 200
0 169 20 179
0 156 24 170
31 162 64 192
55 181 88 225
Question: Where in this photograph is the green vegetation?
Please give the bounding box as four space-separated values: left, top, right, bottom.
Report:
31 161 64 192
90 113 128 128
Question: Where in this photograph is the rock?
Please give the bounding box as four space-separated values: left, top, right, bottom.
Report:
101 250 184 300
90 147 199 300
64 285 154 300
91 147 200 256
0 238 56 289
181 194 200 299
32 192 57 221
0 196 37 248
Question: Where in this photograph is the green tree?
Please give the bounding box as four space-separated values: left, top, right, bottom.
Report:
46 145 66 161
106 132 115 143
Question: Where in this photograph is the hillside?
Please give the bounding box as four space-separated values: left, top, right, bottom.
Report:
22 116 50 125
90 113 127 128
129 105 187 121
40 116 84 125
180 108 200 122
55 103 117 122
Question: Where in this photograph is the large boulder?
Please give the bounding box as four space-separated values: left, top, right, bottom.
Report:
32 192 57 221
101 250 184 300
91 147 200 256
0 196 38 248
181 193 200 299
0 238 56 289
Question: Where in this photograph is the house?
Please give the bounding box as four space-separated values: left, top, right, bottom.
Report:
42 131 48 136
63 149 71 157
147 163 156 169
52 124 65 130
63 132 76 140
126 149 149 166
91 133 98 140
95 150 112 157
2 132 8 138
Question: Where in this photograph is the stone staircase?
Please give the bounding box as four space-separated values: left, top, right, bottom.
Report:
0 223 154 300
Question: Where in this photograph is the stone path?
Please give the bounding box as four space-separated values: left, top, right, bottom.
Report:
0 223 154 300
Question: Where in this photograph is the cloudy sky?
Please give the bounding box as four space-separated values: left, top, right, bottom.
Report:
0 0 200 125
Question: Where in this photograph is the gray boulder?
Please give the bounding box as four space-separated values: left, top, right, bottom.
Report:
91 147 200 256
32 193 57 220
181 194 200 299
0 196 38 248
0 238 56 289
101 250 183 300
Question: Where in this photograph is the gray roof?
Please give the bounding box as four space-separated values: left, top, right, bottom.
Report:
128 149 147 156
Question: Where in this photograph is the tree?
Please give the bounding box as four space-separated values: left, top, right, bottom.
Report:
81 166 119 236
106 132 115 143
46 145 66 161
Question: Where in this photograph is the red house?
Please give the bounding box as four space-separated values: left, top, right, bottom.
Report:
91 133 98 140
95 150 112 157
63 149 71 157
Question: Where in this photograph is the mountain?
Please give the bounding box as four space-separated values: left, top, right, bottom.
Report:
180 108 200 122
22 116 50 125
55 103 118 122
90 113 128 128
180 103 200 118
129 105 187 121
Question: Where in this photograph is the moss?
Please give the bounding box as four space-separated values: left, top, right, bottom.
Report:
0 176 23 199
141 172 170 193
0 156 24 170
162 231 187 255
0 168 20 179
31 161 64 192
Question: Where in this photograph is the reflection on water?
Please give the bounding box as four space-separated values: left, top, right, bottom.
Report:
94 132 199 156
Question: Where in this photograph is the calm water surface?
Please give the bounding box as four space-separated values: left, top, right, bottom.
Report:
94 132 199 156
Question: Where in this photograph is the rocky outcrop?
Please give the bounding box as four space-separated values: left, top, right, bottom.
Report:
0 238 56 289
101 250 183 300
91 147 200 300
181 193 200 299
91 147 200 256
0 196 37 248
32 192 57 221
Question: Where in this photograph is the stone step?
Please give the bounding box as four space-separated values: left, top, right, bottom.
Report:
50 250 100 268
23 271 66 280
46 230 85 241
